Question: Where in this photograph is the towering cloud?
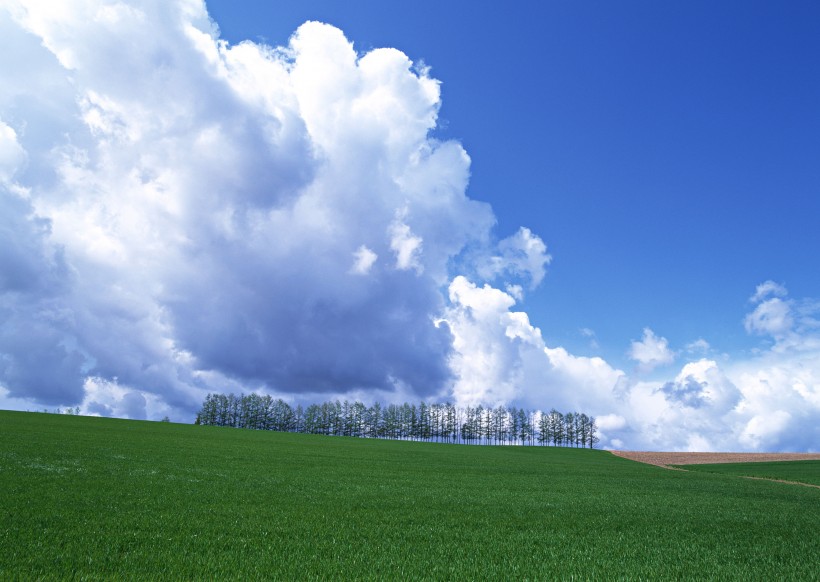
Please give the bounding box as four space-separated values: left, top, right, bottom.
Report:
0 1 512 418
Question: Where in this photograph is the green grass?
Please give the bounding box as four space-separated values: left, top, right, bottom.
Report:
674 460 820 487
1 410 818 580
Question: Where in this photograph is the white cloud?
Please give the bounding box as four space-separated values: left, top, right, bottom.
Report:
743 281 820 353
750 280 787 303
579 327 600 350
629 328 675 371
615 289 820 452
0 2 494 416
389 211 423 273
505 284 524 302
443 276 625 415
686 338 710 354
596 414 627 431
739 411 792 450
82 376 172 421
659 359 740 412
0 120 26 183
478 226 551 289
745 297 793 337
444 276 528 407
728 352 820 451
350 245 378 275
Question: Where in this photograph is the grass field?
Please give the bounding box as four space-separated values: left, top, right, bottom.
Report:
674 460 820 487
1 410 818 579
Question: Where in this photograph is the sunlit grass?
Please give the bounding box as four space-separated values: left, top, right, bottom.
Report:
675 460 820 487
1 410 818 579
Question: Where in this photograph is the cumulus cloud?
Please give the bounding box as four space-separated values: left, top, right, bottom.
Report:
745 297 793 337
659 359 740 412
0 1 516 419
350 245 378 275
443 276 625 414
0 120 26 183
744 281 820 352
629 328 675 371
615 285 820 452
728 351 820 451
389 211 424 273
477 227 551 289
621 374 740 453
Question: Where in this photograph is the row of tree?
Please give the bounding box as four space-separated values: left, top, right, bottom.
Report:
195 393 599 448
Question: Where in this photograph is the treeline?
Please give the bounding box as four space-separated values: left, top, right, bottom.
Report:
195 393 599 448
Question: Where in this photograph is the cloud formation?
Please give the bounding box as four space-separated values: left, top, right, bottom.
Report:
0 2 817 452
629 328 675 371
0 1 518 419
444 275 625 415
618 284 820 452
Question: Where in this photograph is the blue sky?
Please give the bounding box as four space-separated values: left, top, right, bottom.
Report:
1 0 818 451
207 0 820 364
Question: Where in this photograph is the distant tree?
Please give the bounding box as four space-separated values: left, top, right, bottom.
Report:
517 408 532 446
577 413 589 448
495 405 508 445
366 402 383 438
550 410 564 446
193 393 599 451
565 412 576 447
482 406 493 445
537 411 549 445
429 403 441 442
586 416 599 449
303 404 319 434
446 403 458 443
353 402 368 437
421 402 433 442
294 405 305 433
461 406 475 444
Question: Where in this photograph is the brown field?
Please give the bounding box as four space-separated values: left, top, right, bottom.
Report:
609 450 820 468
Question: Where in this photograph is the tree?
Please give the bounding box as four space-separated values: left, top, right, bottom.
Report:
294 405 305 434
483 406 493 445
419 401 431 442
537 410 550 445
446 403 458 443
517 408 531 446
495 405 509 445
577 413 589 448
586 416 599 449
550 410 564 446
367 402 383 438
193 393 599 451
565 412 576 447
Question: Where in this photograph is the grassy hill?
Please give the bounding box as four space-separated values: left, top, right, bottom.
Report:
674 460 820 487
1 410 818 579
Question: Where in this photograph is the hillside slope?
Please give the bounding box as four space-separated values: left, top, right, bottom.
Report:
1 410 818 579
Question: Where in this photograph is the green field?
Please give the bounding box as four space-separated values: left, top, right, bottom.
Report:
1 410 818 580
674 460 820 487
